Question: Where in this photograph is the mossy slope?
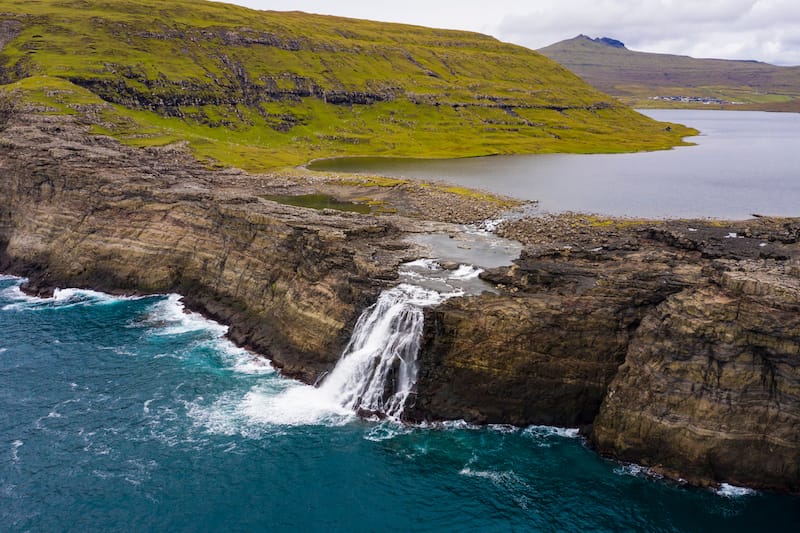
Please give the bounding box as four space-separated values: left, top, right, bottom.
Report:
0 0 693 170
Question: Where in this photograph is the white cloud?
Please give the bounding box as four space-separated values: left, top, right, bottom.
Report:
495 0 800 64
217 0 800 65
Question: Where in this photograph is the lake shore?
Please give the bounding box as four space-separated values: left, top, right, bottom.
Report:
308 109 800 220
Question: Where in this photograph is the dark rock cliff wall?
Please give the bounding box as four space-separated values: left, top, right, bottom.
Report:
592 268 800 491
413 219 800 492
409 251 694 427
0 111 409 382
2 110 799 493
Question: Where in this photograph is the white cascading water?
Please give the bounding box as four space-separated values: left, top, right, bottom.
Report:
317 283 447 419
236 262 487 427
233 241 517 426
216 227 519 427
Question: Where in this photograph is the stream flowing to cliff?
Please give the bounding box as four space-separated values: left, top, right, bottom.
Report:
2 274 799 531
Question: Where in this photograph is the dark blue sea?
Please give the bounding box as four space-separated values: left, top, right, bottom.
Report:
1 275 798 531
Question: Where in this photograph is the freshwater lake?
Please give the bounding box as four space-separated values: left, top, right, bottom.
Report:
310 110 800 219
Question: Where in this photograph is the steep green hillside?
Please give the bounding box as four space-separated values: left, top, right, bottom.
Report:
539 35 800 111
0 1 692 170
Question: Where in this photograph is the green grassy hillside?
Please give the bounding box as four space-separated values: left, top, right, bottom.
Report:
0 1 693 170
539 35 800 111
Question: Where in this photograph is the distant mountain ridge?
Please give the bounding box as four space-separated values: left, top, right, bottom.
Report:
590 36 625 49
539 35 800 111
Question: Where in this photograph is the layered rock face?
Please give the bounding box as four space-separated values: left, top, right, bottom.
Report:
410 249 697 427
412 217 800 492
0 109 412 382
592 264 800 491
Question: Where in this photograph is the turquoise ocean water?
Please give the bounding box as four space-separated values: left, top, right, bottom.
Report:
1 275 798 531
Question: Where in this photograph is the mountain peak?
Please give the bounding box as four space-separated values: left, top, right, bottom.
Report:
539 33 800 111
575 35 626 48
596 37 626 48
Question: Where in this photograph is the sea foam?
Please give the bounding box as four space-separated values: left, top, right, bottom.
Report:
147 294 227 337
364 421 415 442
187 380 354 439
715 483 757 498
2 284 140 311
613 463 664 480
240 383 353 427
218 343 274 375
459 458 533 509
145 294 273 375
10 440 22 463
522 425 581 439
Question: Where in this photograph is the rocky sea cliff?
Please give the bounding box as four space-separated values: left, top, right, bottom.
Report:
1 107 798 493
414 216 800 492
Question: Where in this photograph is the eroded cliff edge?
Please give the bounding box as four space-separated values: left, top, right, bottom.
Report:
410 216 800 492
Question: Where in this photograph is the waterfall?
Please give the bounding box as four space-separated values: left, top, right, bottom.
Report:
317 283 446 419
236 258 496 426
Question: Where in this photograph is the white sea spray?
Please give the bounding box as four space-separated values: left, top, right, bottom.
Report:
715 483 757 498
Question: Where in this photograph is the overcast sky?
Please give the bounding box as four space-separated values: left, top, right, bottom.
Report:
217 0 800 65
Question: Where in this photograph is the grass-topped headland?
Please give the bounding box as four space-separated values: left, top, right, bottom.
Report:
0 0 695 171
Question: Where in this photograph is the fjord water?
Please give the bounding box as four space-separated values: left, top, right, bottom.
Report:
309 110 800 219
2 276 799 531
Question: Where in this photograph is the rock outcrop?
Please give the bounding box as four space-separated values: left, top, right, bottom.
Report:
411 216 800 492
409 248 696 427
592 263 800 492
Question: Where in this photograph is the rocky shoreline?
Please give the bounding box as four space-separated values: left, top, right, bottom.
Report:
1 108 798 493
